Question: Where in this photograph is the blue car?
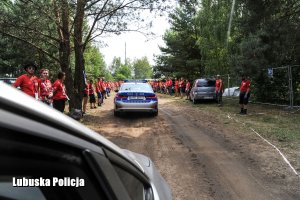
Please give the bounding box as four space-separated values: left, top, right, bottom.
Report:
114 81 158 117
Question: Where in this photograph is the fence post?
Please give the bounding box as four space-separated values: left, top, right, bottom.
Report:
288 65 293 109
227 74 230 96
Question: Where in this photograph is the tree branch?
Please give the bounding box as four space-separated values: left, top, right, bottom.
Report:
0 31 60 63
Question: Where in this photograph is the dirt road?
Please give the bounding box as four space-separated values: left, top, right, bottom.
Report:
83 94 300 200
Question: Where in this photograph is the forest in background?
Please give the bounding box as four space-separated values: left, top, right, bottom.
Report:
0 0 162 111
154 0 300 105
0 0 299 108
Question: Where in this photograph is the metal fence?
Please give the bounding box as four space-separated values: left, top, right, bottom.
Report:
216 65 300 108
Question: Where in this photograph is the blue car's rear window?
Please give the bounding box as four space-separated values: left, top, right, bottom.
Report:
120 83 153 92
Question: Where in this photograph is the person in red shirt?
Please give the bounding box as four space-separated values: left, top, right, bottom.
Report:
95 77 102 106
215 75 223 106
185 79 191 100
38 68 53 106
82 81 89 114
160 81 163 93
174 78 179 97
13 63 39 99
168 78 173 96
98 77 106 105
101 78 107 100
163 81 167 94
179 77 185 99
52 71 68 113
239 75 251 114
88 79 96 109
106 81 111 97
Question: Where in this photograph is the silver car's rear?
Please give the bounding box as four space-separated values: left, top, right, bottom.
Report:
190 78 216 103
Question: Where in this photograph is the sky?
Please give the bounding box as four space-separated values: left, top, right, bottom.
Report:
98 14 171 67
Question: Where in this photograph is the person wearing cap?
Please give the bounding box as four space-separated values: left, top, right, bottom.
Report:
13 63 39 99
215 74 223 106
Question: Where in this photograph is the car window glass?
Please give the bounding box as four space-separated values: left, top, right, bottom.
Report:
0 128 107 200
120 84 152 92
0 177 46 200
197 79 215 87
112 165 144 200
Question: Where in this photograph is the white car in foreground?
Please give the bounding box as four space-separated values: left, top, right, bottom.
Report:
0 82 171 200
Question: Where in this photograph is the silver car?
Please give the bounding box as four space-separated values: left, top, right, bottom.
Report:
114 81 158 117
0 82 171 200
189 78 216 104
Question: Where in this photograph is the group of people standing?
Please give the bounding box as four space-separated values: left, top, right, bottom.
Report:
212 74 251 114
82 77 121 115
151 77 191 99
150 74 251 115
13 63 122 115
13 63 68 113
13 63 251 115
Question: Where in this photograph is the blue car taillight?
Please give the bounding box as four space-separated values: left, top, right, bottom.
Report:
146 94 157 99
115 93 128 99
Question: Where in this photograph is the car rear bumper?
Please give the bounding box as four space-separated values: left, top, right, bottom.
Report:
115 101 158 112
194 93 216 100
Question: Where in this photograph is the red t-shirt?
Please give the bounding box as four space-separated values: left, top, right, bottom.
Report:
186 82 190 90
87 83 94 95
216 79 222 92
95 83 100 93
179 80 184 88
175 80 179 88
14 74 39 97
39 79 53 100
101 82 107 91
240 80 251 93
52 80 67 100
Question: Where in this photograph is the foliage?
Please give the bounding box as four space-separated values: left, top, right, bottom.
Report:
114 64 132 80
155 0 300 104
133 57 152 79
84 46 106 79
154 1 201 79
0 0 171 111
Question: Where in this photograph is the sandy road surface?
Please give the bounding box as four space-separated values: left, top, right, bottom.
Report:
83 94 300 200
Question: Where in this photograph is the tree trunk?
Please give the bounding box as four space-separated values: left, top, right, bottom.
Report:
54 0 74 111
73 0 87 111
